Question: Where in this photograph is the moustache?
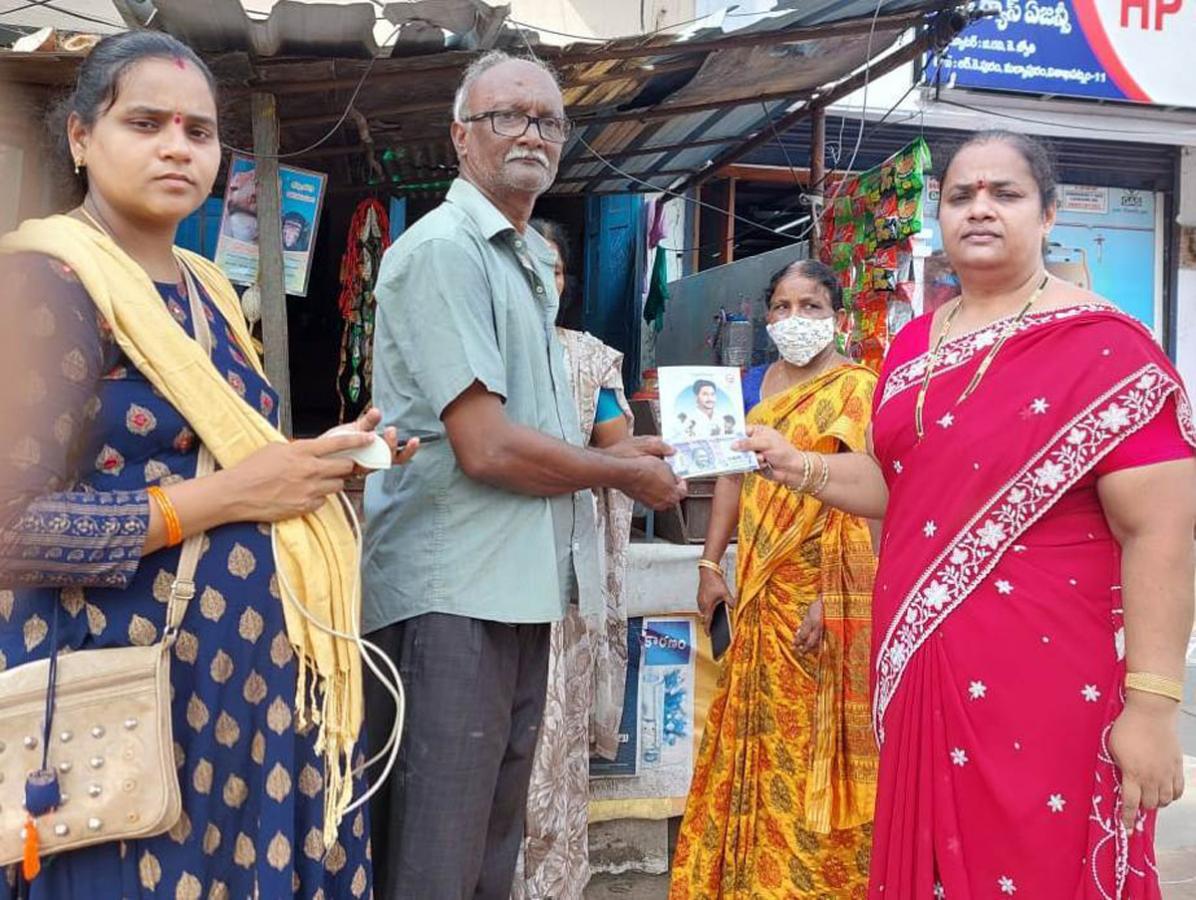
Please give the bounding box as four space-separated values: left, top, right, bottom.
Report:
505 149 550 167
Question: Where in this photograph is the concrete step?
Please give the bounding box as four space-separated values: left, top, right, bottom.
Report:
585 873 670 899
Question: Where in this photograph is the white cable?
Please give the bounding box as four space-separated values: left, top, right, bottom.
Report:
564 0 889 248
270 493 405 818
221 22 405 161
784 0 886 244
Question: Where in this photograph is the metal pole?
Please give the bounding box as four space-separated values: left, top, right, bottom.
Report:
809 104 826 253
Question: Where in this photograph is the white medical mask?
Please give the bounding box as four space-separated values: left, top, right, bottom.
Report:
766 314 836 367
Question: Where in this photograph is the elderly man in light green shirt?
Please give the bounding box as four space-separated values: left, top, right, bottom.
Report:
362 51 686 900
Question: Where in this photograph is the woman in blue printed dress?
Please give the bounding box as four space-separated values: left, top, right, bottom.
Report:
0 32 415 899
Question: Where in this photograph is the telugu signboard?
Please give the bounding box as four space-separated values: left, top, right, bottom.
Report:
927 0 1190 108
213 153 327 297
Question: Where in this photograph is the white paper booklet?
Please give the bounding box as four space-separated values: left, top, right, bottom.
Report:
657 366 759 479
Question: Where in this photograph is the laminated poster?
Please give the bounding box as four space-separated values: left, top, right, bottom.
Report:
213 153 327 298
657 366 758 479
588 617 642 778
589 617 698 804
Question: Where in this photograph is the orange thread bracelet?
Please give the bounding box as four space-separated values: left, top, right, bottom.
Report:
147 486 183 547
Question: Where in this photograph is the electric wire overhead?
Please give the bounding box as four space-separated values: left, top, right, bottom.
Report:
781 0 887 244
220 22 404 161
214 0 943 243
539 0 890 247
1 0 124 28
937 96 1190 138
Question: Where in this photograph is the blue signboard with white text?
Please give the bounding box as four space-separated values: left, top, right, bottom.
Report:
928 0 1191 108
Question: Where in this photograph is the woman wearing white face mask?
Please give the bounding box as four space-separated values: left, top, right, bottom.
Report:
670 260 880 899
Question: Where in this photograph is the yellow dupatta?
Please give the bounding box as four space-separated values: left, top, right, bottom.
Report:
737 362 878 833
0 215 361 845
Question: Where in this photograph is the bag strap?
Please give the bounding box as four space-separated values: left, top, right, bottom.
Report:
163 262 220 644
162 445 212 642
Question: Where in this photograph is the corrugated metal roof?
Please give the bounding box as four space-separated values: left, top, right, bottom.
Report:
0 0 968 196
150 0 382 58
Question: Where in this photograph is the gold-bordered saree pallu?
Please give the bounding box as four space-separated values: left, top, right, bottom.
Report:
670 363 878 900
868 305 1196 900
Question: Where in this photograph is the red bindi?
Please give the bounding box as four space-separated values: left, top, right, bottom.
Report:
173 114 183 125
976 178 987 190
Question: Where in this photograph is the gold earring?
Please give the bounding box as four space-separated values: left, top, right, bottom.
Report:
73 157 84 175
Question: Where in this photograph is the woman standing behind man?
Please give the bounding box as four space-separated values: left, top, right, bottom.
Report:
670 259 879 898
511 219 635 900
742 131 1196 897
0 31 416 899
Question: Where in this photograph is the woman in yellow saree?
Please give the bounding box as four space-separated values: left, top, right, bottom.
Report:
670 260 878 899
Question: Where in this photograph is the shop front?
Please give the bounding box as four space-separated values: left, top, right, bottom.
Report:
0 0 981 876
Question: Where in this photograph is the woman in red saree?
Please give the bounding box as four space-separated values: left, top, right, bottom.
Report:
740 131 1196 898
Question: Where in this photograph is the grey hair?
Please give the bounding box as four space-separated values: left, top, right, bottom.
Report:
451 50 561 123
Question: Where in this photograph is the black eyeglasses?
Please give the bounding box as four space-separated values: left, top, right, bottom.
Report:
463 109 574 144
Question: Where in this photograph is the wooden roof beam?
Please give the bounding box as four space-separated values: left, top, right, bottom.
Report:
245 56 696 96
717 163 810 183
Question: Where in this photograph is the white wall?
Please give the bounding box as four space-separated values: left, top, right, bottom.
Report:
511 0 698 42
1177 269 1196 392
0 145 21 234
1176 147 1196 391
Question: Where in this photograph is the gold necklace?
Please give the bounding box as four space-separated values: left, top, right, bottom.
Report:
77 204 110 235
77 203 185 284
914 274 1050 439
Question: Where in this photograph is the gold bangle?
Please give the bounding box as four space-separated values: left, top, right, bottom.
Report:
1125 672 1184 703
793 451 813 493
811 454 831 496
147 486 183 548
697 558 725 578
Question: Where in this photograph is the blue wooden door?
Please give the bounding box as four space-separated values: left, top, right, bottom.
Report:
583 194 644 392
388 196 407 243
176 197 224 260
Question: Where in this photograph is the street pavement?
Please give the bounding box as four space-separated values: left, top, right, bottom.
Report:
585 652 1196 899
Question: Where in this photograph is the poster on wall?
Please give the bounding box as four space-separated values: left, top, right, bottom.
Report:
923 180 1161 331
590 617 697 802
589 618 642 779
926 0 1192 108
213 153 327 297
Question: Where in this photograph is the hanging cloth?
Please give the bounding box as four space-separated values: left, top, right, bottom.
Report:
336 198 391 422
642 246 671 333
